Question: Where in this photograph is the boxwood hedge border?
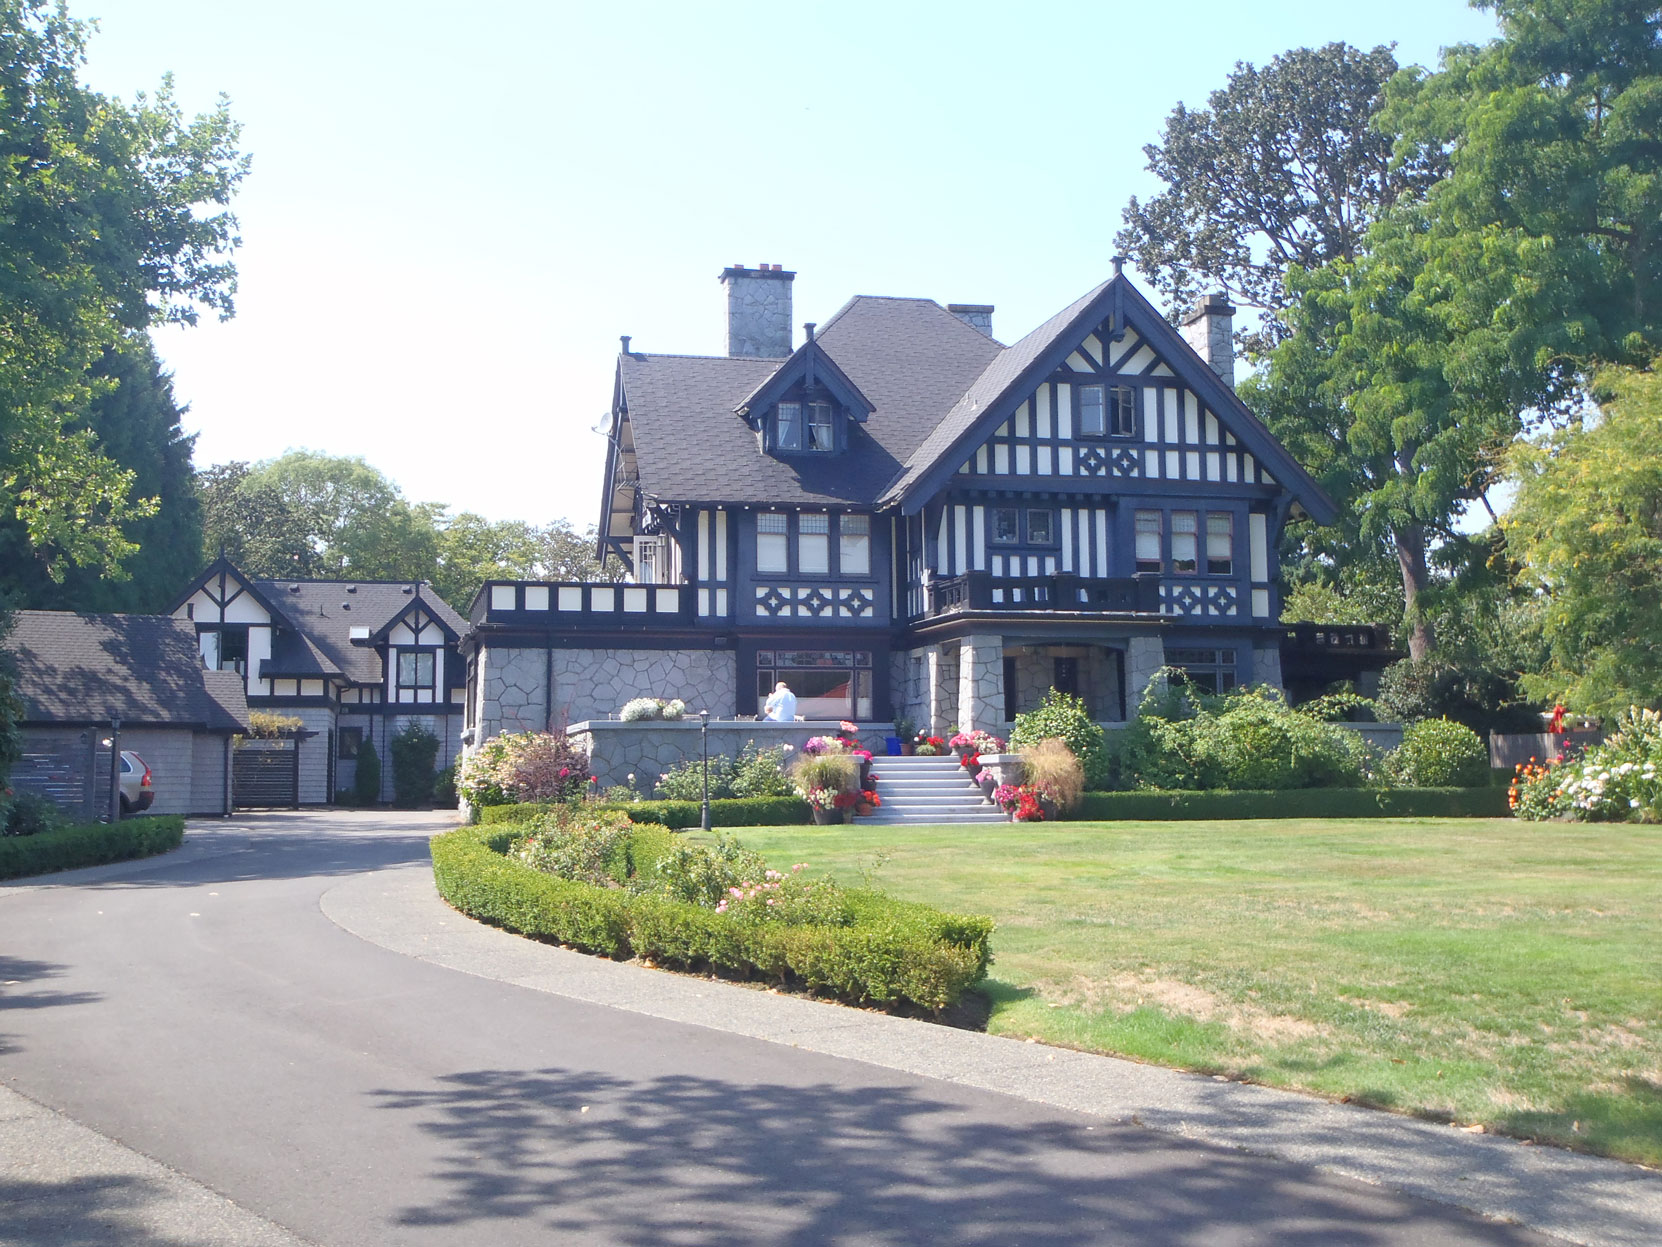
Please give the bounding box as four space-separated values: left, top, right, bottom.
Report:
1071 787 1512 821
0 816 186 880
430 822 992 1012
478 795 810 829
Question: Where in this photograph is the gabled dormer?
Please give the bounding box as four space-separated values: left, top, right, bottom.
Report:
736 324 875 459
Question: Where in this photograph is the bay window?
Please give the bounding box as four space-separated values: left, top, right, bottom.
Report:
839 514 870 575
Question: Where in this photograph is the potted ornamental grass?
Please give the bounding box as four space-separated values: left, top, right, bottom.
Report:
790 752 860 824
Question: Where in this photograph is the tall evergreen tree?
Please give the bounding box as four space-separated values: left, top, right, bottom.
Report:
0 336 203 611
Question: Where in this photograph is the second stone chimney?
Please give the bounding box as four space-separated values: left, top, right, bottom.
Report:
947 303 995 338
1180 292 1236 388
720 263 795 358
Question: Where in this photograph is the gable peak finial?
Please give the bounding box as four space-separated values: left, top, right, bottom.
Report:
620 334 632 356
1111 254 1126 276
804 322 816 343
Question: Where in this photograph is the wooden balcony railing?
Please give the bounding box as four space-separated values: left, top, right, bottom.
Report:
925 571 1161 616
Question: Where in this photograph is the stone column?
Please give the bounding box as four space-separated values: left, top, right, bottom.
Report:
926 646 943 736
1251 642 1284 691
957 633 1004 735
1125 635 1167 711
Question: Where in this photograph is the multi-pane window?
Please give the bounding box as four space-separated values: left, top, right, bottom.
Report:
776 402 803 450
807 403 834 450
799 513 830 574
1172 511 1199 573
839 514 871 575
1134 510 1163 573
993 508 1019 543
754 650 873 719
1206 513 1234 575
1079 385 1106 437
1027 509 1053 544
338 727 363 760
397 650 436 691
757 512 788 573
1082 384 1137 436
1167 648 1238 694
776 401 834 452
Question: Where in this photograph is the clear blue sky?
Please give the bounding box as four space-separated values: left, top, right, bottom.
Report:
78 0 1500 530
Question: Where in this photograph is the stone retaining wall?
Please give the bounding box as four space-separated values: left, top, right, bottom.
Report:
570 720 888 794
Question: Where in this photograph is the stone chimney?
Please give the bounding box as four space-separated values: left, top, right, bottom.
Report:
1180 292 1236 388
720 263 795 358
947 303 995 338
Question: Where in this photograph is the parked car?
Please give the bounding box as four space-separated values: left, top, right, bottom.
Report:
119 750 154 814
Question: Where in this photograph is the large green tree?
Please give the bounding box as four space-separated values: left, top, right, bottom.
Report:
1116 42 1445 354
0 335 203 610
1 0 245 579
1503 359 1662 716
197 461 324 579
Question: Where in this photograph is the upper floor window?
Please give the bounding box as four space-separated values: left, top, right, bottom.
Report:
757 512 789 572
1206 513 1234 575
1134 510 1163 573
775 401 835 452
201 626 248 676
1027 509 1053 544
1078 384 1137 437
993 507 1054 545
1172 511 1199 574
993 508 1019 543
397 650 436 692
839 515 871 576
799 513 830 574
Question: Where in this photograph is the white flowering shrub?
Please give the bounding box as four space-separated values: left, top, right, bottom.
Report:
619 698 662 722
1514 707 1662 823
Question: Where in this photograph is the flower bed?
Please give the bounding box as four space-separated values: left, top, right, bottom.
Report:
430 821 993 1010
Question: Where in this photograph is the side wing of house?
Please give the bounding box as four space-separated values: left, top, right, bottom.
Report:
377 602 464 708
172 560 284 698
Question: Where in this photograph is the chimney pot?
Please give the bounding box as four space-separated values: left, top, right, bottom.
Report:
620 334 632 355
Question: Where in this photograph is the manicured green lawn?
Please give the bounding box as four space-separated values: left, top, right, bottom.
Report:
713 818 1662 1166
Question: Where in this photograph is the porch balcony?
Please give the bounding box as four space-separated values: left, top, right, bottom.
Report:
471 580 693 629
925 570 1162 617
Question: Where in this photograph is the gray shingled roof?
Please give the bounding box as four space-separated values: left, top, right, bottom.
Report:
620 297 1002 506
254 580 465 686
879 280 1109 506
7 611 250 732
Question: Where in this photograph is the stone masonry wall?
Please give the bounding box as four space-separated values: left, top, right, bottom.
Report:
573 720 888 794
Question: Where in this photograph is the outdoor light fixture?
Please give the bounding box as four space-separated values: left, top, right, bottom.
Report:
699 709 712 832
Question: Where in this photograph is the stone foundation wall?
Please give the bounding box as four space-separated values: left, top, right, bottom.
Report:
572 720 889 793
475 644 736 747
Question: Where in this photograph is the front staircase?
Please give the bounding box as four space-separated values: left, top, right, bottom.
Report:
861 754 1007 825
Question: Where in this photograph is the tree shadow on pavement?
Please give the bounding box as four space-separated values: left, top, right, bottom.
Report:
0 956 101 1056
369 1065 1550 1246
0 1175 207 1247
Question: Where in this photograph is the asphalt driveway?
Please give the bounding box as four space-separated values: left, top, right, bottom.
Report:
0 810 1649 1245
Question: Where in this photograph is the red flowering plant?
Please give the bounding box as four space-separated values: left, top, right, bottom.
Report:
914 733 947 756
993 783 1045 821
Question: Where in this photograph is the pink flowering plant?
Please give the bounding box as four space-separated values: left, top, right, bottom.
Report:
712 864 852 926
648 835 851 926
457 730 591 807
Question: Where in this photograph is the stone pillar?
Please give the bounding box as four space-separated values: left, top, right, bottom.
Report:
957 633 1004 735
1251 642 1284 691
926 646 943 736
1125 635 1167 711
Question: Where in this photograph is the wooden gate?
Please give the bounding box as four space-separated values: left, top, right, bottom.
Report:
233 739 300 809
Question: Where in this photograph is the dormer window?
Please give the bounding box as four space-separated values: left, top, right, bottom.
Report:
775 401 835 452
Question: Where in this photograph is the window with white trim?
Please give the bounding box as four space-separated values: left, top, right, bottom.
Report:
1134 510 1163 573
839 514 871 575
776 403 803 451
799 513 830 574
807 402 834 450
757 512 788 573
1206 512 1234 575
397 650 436 692
1172 511 1199 574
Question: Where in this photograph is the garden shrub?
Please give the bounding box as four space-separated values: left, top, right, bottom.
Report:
456 730 591 807
1070 788 1511 820
1018 738 1084 812
789 752 860 813
245 711 304 737
432 764 457 808
0 815 185 880
1385 718 1489 788
353 738 382 804
655 741 792 802
512 807 639 886
430 824 992 1010
476 795 811 829
1011 689 1109 788
3 790 63 837
390 723 440 806
1512 706 1661 822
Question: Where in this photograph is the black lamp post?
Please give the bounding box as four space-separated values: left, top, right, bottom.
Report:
699 709 712 831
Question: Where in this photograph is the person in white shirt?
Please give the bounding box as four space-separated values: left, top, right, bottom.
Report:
763 681 798 722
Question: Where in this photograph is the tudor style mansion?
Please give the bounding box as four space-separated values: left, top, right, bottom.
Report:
461 263 1347 747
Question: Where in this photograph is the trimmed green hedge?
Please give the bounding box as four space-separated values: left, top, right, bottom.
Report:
430 823 992 1011
1070 787 1512 821
0 816 186 880
478 795 811 829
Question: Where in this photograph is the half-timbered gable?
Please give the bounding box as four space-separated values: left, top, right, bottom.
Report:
171 559 467 804
463 263 1340 742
